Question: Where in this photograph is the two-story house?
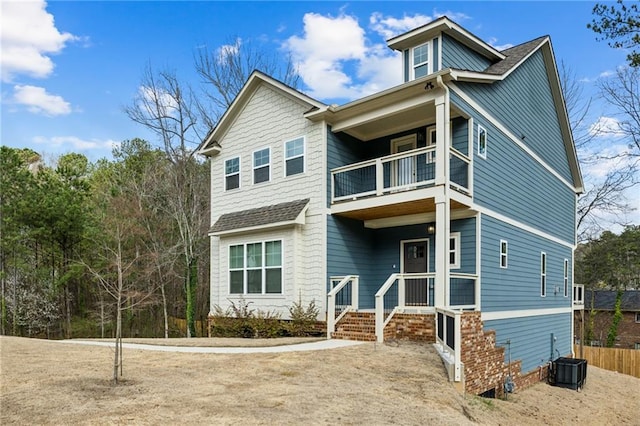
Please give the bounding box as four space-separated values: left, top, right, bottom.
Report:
199 16 583 396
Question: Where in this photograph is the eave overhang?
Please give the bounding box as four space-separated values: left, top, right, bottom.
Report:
387 16 505 62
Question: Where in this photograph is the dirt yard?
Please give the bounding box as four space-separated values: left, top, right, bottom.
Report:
1 336 638 425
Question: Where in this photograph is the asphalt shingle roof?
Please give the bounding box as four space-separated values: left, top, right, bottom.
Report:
210 199 309 233
483 36 548 75
584 290 640 311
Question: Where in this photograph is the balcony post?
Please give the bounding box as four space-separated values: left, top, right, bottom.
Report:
376 158 384 195
434 89 451 308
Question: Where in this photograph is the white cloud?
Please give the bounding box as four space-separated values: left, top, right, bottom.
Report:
1 0 78 82
599 70 615 78
33 136 119 151
138 85 178 117
369 12 433 39
217 38 241 62
486 37 513 51
13 85 71 116
284 12 370 100
588 116 626 138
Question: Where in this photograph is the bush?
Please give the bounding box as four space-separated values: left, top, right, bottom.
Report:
209 298 323 338
286 298 321 337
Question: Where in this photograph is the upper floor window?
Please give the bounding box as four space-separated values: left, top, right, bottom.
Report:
284 137 305 176
449 232 461 269
635 312 640 323
478 125 487 159
229 240 282 295
225 157 240 191
500 240 508 268
253 147 270 184
540 252 547 297
412 43 429 79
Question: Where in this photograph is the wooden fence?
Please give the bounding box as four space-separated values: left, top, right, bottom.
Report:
574 345 640 379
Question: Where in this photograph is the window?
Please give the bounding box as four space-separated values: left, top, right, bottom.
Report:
478 125 487 159
229 240 282 294
412 43 429 79
253 148 270 184
500 240 508 268
635 343 640 350
540 252 547 297
449 233 460 269
284 137 305 176
224 157 240 190
635 313 640 323
564 259 569 297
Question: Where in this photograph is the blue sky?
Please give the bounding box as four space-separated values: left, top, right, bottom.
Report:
1 1 638 225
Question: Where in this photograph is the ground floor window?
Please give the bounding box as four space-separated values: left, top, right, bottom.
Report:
229 240 282 294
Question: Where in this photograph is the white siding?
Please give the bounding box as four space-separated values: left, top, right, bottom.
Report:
209 83 326 319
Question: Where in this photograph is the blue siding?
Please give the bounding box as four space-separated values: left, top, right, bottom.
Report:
326 216 377 304
451 92 576 244
327 218 476 309
441 34 493 72
484 313 572 373
455 50 573 183
451 117 468 155
481 215 572 312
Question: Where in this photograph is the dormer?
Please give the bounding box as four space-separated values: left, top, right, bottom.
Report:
387 16 506 83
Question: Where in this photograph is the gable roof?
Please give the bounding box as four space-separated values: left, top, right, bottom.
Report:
484 36 548 75
387 16 505 62
209 199 310 236
198 71 325 156
584 290 640 311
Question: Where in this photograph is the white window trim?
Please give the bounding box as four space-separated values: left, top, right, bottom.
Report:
411 42 430 80
563 259 569 298
228 239 283 295
500 240 508 269
283 136 306 177
541 252 547 297
478 125 487 159
252 147 271 184
224 156 241 191
450 232 461 269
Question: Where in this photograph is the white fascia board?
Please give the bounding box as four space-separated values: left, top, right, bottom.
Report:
387 17 505 62
364 209 476 229
482 307 572 321
205 71 325 149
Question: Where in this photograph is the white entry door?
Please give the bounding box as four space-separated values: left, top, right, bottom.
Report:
391 135 417 187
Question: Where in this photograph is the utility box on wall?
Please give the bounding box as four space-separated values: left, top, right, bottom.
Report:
549 357 588 391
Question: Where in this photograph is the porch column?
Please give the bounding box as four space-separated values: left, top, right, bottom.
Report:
434 91 451 307
434 192 450 307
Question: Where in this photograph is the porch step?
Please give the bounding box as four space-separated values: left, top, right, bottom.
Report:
332 312 377 341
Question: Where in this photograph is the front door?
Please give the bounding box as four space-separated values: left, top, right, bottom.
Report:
403 240 430 306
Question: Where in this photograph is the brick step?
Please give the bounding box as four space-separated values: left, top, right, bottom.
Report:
336 324 375 333
331 331 377 342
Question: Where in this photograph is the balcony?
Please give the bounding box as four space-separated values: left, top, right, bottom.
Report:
330 146 471 219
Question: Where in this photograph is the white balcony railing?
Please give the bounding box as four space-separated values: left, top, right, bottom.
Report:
331 146 470 203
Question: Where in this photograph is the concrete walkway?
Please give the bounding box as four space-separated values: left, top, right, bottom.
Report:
53 338 366 354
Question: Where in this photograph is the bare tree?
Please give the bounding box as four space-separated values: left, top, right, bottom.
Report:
561 63 640 241
598 66 640 156
84 194 156 383
124 66 209 338
194 36 300 128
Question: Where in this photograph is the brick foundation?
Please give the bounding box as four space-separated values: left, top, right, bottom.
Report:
459 312 548 396
383 313 436 342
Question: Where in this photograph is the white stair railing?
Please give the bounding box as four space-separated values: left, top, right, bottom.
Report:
327 275 359 338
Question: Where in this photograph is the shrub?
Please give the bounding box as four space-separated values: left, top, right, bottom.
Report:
286 298 321 337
